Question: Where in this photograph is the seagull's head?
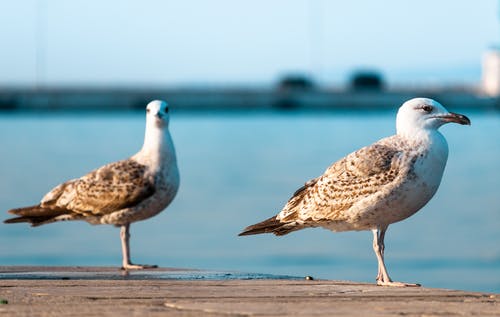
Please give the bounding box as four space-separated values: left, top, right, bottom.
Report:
396 98 470 136
146 100 170 128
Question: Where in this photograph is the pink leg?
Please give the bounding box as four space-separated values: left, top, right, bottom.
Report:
120 224 158 270
372 226 420 287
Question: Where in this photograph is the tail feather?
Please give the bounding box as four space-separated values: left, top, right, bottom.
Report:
239 216 297 236
5 205 69 227
4 215 60 226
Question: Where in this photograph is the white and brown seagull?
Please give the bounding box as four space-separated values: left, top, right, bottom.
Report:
5 100 180 270
240 97 470 287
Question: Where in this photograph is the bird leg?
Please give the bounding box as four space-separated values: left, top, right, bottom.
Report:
372 227 420 287
120 224 158 270
375 227 386 282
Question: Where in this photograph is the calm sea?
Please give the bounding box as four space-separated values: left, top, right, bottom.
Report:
0 110 498 293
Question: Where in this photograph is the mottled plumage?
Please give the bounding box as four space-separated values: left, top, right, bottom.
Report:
275 136 426 231
8 160 155 225
240 98 470 287
5 100 179 270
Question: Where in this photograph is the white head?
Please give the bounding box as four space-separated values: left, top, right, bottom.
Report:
146 100 170 129
137 100 176 165
396 98 470 137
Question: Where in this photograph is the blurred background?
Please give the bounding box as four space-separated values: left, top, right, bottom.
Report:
0 1 499 293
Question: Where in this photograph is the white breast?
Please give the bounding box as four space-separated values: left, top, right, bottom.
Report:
374 132 449 227
334 132 450 231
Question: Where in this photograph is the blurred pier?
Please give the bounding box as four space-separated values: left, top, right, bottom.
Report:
0 87 498 112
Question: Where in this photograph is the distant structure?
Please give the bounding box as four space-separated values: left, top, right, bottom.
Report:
274 74 316 109
350 70 385 91
277 74 315 91
482 49 500 97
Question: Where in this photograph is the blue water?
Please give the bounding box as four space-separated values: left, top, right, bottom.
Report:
0 269 300 281
0 110 498 293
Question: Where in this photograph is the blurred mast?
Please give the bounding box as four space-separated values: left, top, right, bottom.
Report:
307 0 324 86
35 0 47 88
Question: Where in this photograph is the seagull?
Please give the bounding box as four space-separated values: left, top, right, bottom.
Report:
239 98 470 287
5 100 180 270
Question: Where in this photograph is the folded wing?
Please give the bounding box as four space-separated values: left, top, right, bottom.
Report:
5 159 155 226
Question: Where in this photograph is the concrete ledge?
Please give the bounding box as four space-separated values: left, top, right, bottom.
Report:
0 266 498 316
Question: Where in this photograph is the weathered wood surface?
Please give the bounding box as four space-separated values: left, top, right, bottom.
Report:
0 266 498 316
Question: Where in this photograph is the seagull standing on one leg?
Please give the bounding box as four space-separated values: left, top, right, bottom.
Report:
5 100 180 270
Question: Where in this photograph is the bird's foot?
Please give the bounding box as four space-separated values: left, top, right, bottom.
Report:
376 280 421 287
121 263 158 270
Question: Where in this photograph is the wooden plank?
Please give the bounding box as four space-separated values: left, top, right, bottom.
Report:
0 266 498 316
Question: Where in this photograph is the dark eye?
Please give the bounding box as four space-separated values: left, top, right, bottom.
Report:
422 105 433 113
146 108 151 113
165 107 169 113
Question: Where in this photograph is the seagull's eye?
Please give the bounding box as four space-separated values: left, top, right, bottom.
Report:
146 108 151 113
422 105 433 113
165 107 169 113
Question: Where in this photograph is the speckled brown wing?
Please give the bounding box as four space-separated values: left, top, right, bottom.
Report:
40 159 155 216
278 137 406 223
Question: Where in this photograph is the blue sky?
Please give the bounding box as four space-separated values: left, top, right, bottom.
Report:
0 0 498 87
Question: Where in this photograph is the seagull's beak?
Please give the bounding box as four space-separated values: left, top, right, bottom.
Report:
437 112 471 125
